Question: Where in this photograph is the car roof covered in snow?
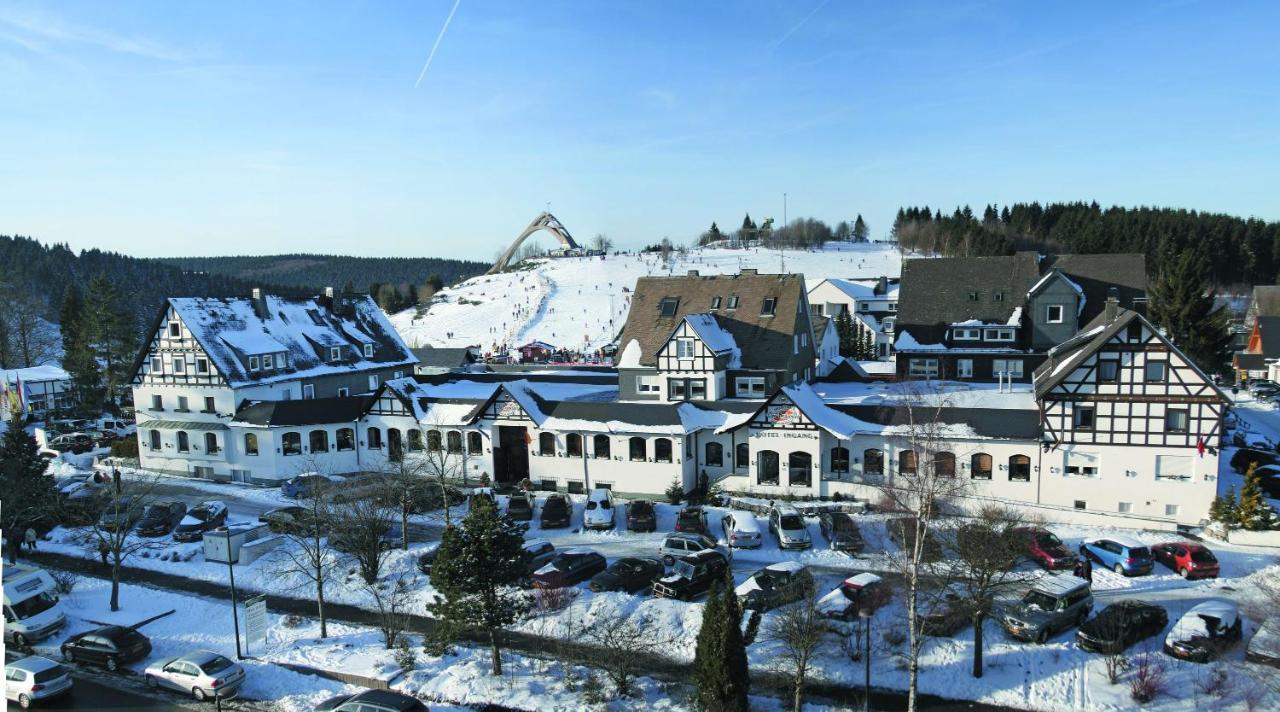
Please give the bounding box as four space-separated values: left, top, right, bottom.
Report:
725 511 762 531
1092 534 1148 549
843 573 882 588
5 656 61 673
765 561 807 574
1028 574 1091 596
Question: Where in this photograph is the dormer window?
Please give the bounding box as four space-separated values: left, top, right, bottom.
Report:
889 303 897 311
363 344 374 358
1046 305 1064 323
860 303 869 312
658 297 680 317
984 328 1015 342
761 297 777 316
329 346 342 362
264 354 276 371
710 296 721 309
249 356 260 371
727 295 739 309
277 354 288 369
953 328 981 341
168 322 180 338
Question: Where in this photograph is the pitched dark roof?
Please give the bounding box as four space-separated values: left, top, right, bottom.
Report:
897 252 1041 328
412 371 617 387
1234 352 1267 370
829 404 1040 440
411 347 476 368
1043 253 1147 324
1252 286 1280 318
1256 316 1280 357
617 271 809 369
233 396 373 427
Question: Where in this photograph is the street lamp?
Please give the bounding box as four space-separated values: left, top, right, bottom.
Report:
859 608 872 712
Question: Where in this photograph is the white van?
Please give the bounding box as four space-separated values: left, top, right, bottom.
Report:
2 564 66 647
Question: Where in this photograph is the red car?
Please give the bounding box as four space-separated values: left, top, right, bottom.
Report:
1007 527 1078 571
1151 542 1219 579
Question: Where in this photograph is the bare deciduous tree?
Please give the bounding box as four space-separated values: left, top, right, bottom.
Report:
268 463 341 637
332 491 397 585
763 585 831 712
365 573 414 649
74 472 163 611
579 604 675 698
591 233 614 253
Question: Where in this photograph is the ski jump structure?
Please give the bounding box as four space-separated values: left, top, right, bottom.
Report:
487 212 580 275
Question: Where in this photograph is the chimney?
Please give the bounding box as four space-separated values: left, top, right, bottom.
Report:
1104 287 1120 323
876 276 888 296
320 286 335 312
687 270 699 277
251 288 270 319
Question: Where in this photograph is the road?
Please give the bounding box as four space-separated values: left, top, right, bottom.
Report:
4 651 180 711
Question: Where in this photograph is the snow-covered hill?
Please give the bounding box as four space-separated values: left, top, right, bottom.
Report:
390 242 903 354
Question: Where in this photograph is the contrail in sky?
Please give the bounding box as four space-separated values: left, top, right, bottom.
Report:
768 0 831 53
415 0 463 88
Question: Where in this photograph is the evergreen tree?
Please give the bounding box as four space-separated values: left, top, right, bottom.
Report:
1209 487 1239 526
693 572 749 711
852 214 869 242
59 284 104 414
84 276 137 412
700 222 726 246
1238 463 1277 530
835 310 857 358
1148 250 1231 376
426 497 530 674
0 411 59 563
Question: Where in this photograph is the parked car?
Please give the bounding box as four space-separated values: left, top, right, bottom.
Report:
539 494 571 528
886 516 942 562
1245 617 1280 668
173 501 229 542
920 586 971 636
720 510 763 549
589 557 665 593
1079 536 1154 576
1163 600 1243 662
96 496 142 533
1006 527 1077 571
59 488 107 526
1150 542 1219 579
582 488 616 530
626 499 657 532
1075 600 1168 654
4 656 72 708
327 475 388 504
768 504 811 550
136 501 188 537
505 492 534 522
531 550 607 588
736 562 814 611
674 506 709 536
144 649 246 701
652 549 730 600
818 512 864 553
60 625 152 671
56 474 94 498
521 539 557 576
259 506 316 534
314 689 428 712
280 474 342 499
817 573 892 621
1000 576 1093 644
659 532 720 565
48 433 94 454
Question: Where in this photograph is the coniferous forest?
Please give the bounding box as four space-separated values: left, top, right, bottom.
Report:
892 202 1280 287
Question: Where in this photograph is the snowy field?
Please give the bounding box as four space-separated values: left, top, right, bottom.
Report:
389 242 906 354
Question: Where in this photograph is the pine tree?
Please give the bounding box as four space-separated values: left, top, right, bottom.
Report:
835 311 857 358
693 573 749 711
1209 487 1239 526
84 276 137 412
1148 249 1231 376
1 411 59 561
853 214 869 242
718 571 750 710
1238 463 1275 530
60 284 103 415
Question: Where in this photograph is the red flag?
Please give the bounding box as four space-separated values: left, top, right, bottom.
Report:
1197 437 1206 457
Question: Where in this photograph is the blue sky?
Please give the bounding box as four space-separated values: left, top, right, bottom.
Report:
2 1 1279 260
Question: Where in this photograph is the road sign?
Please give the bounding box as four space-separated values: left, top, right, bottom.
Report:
244 595 267 652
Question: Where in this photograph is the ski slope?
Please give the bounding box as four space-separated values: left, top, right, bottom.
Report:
390 242 904 354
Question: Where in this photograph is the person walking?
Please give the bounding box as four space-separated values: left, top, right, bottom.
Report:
1073 560 1084 580
99 540 110 566
1081 556 1093 584
24 527 37 551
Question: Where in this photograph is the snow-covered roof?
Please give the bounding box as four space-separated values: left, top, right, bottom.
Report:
2 365 70 383
680 314 741 368
617 339 643 368
161 294 416 389
766 561 807 574
843 572 882 587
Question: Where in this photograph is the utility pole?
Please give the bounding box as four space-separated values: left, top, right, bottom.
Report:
226 549 243 660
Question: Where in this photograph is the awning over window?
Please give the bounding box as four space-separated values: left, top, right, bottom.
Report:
136 420 228 431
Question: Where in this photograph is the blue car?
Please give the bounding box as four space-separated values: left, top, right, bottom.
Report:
280 474 340 498
1079 536 1154 576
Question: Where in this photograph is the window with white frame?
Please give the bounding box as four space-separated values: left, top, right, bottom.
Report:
1164 408 1189 433
1118 502 1132 513
1145 360 1167 383
735 376 766 397
168 322 181 337
261 354 273 371
363 343 373 357
888 302 897 311
1064 450 1099 477
953 328 981 340
336 387 349 398
173 359 185 374
860 303 869 312
1165 504 1180 517
908 358 938 377
277 354 288 369
760 297 777 316
329 346 341 362
984 328 1015 341
727 295 739 309
1046 304 1064 323
636 376 660 393
993 359 1023 377
368 374 379 391
196 358 208 374
1155 455 1192 481
675 338 696 359
957 359 973 378
303 384 315 400
249 356 259 371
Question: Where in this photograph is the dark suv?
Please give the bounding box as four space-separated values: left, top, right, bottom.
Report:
626 500 657 532
652 549 729 601
674 506 709 536
136 501 188 536
505 492 534 521
539 494 571 528
735 562 814 611
818 512 864 553
1076 600 1168 654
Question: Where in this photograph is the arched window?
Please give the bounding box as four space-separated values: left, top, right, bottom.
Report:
566 433 583 457
204 432 219 454
467 431 482 454
243 432 258 456
899 450 917 475
388 429 403 461
336 428 355 451
418 430 434 451
735 443 749 471
447 431 462 453
310 430 329 453
863 449 884 476
629 437 647 461
1009 454 1031 482
971 453 992 480
593 434 610 459
176 431 190 452
789 451 812 487
282 432 301 456
367 427 383 449
705 442 724 467
933 451 955 477
830 447 850 474
757 450 780 485
149 429 161 451
539 432 556 456
655 438 673 463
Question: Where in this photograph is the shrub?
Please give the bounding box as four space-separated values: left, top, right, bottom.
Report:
1128 651 1165 703
1193 665 1228 698
883 627 907 647
582 671 608 704
664 478 684 505
282 614 305 628
534 585 579 614
48 569 79 595
394 637 416 674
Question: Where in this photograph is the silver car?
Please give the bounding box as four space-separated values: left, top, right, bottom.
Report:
5 656 73 708
144 650 245 701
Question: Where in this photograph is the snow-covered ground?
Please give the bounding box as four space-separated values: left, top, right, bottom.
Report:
390 242 904 354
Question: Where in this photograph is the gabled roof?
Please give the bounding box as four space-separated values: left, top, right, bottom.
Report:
678 314 740 357
1042 253 1147 324
616 271 808 369
897 252 1042 330
232 395 373 427
1254 316 1280 357
411 346 477 369
137 294 417 389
